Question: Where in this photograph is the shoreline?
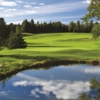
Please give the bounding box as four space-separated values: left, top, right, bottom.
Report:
0 59 100 81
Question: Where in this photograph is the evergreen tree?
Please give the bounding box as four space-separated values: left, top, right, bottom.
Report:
75 20 81 32
21 19 30 33
7 25 27 49
7 23 16 36
30 19 35 33
68 21 76 32
0 36 3 49
0 18 7 46
78 93 90 100
0 18 7 39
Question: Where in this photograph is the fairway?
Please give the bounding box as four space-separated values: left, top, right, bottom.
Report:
0 33 100 63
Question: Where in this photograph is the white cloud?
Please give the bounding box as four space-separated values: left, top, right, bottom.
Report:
0 7 4 10
9 9 17 11
30 88 49 98
35 1 86 14
34 15 83 22
16 0 23 3
7 8 17 11
33 7 39 9
24 5 32 8
12 73 90 99
60 65 100 75
26 10 37 14
66 65 100 74
40 3 45 6
83 67 100 74
82 0 91 4
32 81 90 99
31 2 36 5
7 20 22 24
2 8 17 13
0 0 17 6
0 91 8 96
0 9 37 18
0 1 87 18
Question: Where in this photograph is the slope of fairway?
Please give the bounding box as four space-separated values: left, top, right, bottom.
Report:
0 33 100 62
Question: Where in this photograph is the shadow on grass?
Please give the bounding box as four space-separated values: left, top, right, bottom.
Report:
57 49 100 56
0 54 54 61
0 49 100 61
56 38 92 42
28 46 73 47
28 43 44 45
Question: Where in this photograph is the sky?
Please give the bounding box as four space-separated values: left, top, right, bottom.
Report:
0 0 91 24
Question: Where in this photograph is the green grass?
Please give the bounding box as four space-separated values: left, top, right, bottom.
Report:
0 33 100 63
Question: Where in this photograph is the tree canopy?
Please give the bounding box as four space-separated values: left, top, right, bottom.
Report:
82 0 100 40
82 0 100 21
91 23 100 40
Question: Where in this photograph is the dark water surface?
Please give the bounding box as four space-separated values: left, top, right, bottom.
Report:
0 64 100 100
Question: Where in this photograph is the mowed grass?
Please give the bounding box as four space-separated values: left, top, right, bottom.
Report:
0 33 100 63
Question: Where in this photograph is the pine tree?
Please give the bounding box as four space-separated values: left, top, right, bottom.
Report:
68 21 76 32
0 18 7 39
7 25 27 49
21 19 30 33
0 18 7 46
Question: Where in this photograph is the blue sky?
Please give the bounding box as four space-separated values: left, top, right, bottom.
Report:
0 0 91 24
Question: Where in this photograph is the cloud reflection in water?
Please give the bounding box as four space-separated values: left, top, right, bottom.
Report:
0 91 8 96
13 73 90 99
84 67 100 74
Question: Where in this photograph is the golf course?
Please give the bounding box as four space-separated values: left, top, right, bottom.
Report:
0 0 100 99
0 32 100 79
0 33 100 62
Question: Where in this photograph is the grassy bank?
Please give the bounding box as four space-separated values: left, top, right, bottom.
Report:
0 33 100 79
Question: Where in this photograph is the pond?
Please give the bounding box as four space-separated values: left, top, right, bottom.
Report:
0 64 100 100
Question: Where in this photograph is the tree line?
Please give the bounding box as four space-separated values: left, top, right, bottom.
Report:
4 19 95 36
16 19 95 34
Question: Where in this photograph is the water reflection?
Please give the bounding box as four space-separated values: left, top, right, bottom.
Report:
13 73 90 99
0 64 100 100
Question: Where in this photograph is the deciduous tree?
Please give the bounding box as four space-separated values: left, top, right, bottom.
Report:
82 0 100 39
82 0 100 21
91 23 100 40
